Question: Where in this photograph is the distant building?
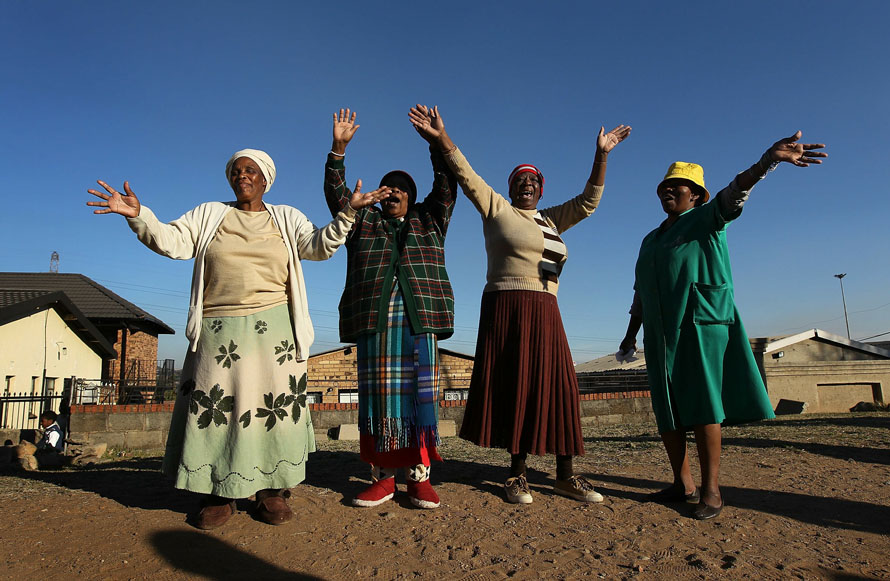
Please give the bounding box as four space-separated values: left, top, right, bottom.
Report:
0 290 117 425
0 273 174 387
752 329 890 413
573 329 890 413
307 345 474 404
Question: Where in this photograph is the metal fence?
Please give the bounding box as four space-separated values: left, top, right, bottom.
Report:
0 390 68 431
69 359 178 405
577 369 649 394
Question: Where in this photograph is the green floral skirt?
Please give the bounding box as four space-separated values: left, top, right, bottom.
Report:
162 303 315 498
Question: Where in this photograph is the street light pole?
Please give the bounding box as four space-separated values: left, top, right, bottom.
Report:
834 273 851 339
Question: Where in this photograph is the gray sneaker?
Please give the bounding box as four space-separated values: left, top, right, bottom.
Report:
504 475 533 504
553 475 604 503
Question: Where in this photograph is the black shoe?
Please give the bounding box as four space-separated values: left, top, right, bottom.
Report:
692 500 724 520
647 485 700 504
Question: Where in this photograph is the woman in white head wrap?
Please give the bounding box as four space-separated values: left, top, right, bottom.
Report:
88 148 389 529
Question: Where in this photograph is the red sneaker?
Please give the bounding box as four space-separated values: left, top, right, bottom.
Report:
352 477 396 507
406 478 440 509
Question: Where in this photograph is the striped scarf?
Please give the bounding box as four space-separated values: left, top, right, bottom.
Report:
357 282 440 452
534 212 567 283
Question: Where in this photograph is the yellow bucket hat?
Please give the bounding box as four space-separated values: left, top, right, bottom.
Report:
659 161 710 203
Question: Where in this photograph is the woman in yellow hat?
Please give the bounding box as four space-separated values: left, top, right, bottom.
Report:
619 131 826 520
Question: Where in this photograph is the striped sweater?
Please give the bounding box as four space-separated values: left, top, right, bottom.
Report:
444 146 604 296
324 149 457 341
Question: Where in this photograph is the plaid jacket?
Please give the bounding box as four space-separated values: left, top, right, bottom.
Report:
325 149 457 341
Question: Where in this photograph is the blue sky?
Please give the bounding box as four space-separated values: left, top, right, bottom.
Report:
2 1 888 365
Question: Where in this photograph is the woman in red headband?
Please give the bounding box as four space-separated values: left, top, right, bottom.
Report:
619 132 826 520
410 105 630 505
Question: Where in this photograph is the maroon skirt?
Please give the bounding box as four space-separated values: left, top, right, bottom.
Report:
459 290 584 456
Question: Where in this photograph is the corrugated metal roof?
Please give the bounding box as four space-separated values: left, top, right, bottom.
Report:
575 351 647 372
0 273 174 334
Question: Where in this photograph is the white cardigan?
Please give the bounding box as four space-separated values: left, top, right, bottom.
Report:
127 201 356 361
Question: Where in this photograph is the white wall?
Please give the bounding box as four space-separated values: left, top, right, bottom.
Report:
1 308 103 394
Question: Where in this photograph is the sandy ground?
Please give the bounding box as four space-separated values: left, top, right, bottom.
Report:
1 413 888 580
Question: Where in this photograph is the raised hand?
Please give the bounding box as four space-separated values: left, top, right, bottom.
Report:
332 108 360 154
768 131 827 167
408 105 446 143
597 124 632 154
349 179 392 210
87 180 141 218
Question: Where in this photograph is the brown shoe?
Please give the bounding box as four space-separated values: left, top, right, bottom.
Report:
255 489 293 525
195 497 236 530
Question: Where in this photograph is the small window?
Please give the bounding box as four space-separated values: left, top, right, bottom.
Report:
338 390 359 404
306 392 322 404
4 376 13 393
444 389 469 401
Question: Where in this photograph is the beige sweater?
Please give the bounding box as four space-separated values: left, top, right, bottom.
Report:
127 201 356 360
445 147 604 296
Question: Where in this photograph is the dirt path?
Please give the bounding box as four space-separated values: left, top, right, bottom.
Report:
1 414 888 580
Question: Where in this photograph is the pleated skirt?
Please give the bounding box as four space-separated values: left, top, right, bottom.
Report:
459 290 585 456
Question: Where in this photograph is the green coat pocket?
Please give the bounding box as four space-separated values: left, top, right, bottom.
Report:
692 282 735 325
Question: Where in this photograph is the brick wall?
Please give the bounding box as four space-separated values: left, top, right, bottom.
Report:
67 390 655 449
104 329 159 382
307 346 475 403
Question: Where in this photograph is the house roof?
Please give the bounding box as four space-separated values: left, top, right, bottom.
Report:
575 351 647 373
756 328 890 358
0 290 117 359
0 273 174 335
575 328 890 372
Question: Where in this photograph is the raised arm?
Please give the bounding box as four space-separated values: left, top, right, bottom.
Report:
716 131 827 219
543 123 631 233
409 104 505 218
588 124 632 187
87 180 199 259
325 108 391 216
409 108 458 231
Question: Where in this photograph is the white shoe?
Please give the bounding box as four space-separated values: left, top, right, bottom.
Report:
504 475 533 504
553 475 604 503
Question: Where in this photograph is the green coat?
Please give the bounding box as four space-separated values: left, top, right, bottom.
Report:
634 199 774 433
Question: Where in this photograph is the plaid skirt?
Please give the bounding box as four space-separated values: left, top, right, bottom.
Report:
459 290 584 456
357 285 440 458
162 303 316 498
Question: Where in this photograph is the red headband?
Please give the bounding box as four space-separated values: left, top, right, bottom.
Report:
508 164 544 194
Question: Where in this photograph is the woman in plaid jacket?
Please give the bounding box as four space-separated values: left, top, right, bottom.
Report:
324 109 457 509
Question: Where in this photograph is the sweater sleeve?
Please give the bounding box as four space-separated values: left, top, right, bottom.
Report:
324 154 353 217
126 205 201 260
293 205 358 261
443 146 508 218
541 182 605 234
419 146 458 235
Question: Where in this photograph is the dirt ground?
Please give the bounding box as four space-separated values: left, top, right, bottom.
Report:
1 413 888 580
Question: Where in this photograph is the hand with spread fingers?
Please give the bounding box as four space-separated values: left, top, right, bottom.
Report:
768 130 828 167
597 125 632 154
409 105 454 152
86 180 141 218
349 180 392 210
332 108 360 155
408 105 443 141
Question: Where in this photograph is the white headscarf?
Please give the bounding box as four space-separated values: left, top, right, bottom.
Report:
225 149 276 193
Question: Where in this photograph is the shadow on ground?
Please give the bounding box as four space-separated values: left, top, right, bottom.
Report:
1 457 194 514
584 414 890 465
151 529 323 580
594 473 890 535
